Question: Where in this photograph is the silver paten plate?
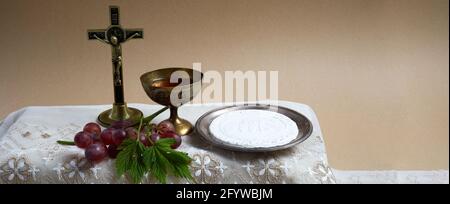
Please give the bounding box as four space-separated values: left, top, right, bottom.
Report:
195 104 313 152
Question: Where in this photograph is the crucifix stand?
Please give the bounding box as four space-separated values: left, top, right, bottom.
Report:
88 6 143 127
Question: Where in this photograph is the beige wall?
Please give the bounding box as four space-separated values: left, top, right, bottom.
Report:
0 0 448 170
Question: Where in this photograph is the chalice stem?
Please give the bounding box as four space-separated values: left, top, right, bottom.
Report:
169 106 179 121
167 105 193 135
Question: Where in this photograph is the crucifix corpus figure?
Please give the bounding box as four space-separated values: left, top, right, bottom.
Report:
87 6 144 127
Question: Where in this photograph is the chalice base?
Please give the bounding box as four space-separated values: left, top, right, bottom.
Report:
165 117 193 136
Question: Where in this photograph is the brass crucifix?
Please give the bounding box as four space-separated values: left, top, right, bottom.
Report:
88 6 143 127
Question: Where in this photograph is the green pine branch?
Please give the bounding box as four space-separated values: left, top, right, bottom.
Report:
115 107 193 184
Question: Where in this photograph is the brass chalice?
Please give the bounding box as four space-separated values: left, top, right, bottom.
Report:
140 68 203 135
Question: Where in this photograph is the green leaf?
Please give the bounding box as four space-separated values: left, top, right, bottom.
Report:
116 140 149 183
144 147 169 184
118 139 135 150
156 138 176 148
128 142 147 183
157 146 193 181
57 140 76 146
114 107 193 184
142 139 194 183
160 149 192 165
115 140 138 177
172 164 193 180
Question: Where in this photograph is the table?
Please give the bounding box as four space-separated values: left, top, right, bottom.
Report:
0 101 335 184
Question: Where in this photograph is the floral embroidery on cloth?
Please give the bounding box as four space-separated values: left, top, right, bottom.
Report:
0 157 32 183
54 156 94 184
309 162 336 184
242 158 287 184
190 153 226 184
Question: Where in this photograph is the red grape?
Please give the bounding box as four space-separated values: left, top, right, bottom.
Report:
157 121 175 134
125 127 138 140
150 133 161 143
139 134 152 147
160 131 178 139
107 144 120 159
149 123 158 134
83 122 101 136
110 120 133 129
112 129 127 146
160 131 182 149
170 134 182 149
85 143 107 163
100 128 114 145
91 133 102 142
74 131 93 148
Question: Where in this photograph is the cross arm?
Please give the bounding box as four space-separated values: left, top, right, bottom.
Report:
88 29 109 44
124 29 144 42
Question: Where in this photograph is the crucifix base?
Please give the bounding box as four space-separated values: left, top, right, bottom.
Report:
97 103 143 127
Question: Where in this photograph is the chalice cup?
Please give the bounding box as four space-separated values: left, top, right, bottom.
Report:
140 68 203 135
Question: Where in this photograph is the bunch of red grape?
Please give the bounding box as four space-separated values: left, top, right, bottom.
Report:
74 120 182 163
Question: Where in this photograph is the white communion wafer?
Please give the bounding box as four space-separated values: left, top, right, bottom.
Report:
209 109 299 148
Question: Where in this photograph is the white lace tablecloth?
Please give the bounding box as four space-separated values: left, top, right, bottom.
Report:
0 101 336 184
